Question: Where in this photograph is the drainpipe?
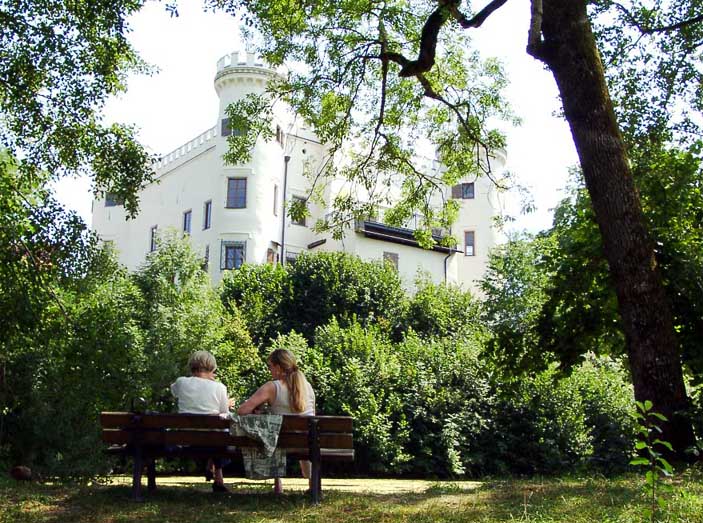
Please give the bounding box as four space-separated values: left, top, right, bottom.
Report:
443 226 454 284
280 154 291 265
444 251 452 284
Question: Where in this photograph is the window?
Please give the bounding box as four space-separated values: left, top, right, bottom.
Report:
105 192 123 207
226 178 247 208
383 251 399 271
149 226 158 252
276 125 284 146
285 251 299 266
291 196 307 226
452 182 475 199
267 248 276 264
203 245 210 271
273 185 278 216
464 231 475 256
182 210 192 234
203 200 212 230
221 118 246 137
221 241 246 270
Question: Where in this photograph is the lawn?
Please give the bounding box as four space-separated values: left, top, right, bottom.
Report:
1 472 702 522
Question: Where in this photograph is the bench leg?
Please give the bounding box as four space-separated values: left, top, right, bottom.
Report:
308 418 322 504
309 458 321 504
147 458 156 492
131 447 144 502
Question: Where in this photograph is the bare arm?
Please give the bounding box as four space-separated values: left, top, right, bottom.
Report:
236 381 276 415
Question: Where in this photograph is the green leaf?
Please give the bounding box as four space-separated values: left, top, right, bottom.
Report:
653 439 673 451
650 412 668 422
630 457 649 466
656 457 674 474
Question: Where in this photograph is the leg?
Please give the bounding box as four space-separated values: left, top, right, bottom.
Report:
308 419 321 504
213 466 224 486
147 458 157 492
273 477 283 494
211 458 229 493
131 447 144 502
205 458 214 481
300 460 312 490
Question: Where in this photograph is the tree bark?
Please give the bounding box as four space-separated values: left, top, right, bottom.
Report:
530 0 695 454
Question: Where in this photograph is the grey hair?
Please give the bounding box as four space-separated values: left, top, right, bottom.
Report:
188 350 217 374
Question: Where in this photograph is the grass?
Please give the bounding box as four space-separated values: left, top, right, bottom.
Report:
1 471 703 522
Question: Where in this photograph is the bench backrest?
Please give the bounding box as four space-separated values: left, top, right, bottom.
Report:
100 412 353 450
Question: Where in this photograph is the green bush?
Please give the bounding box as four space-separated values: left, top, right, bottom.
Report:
403 275 484 341
282 252 407 339
396 334 496 477
220 262 288 347
568 354 636 472
307 319 410 473
2 258 147 477
483 368 593 475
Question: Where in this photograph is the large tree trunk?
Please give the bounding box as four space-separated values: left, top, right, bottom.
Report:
530 0 695 454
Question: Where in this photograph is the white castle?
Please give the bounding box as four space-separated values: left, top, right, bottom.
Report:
92 51 504 294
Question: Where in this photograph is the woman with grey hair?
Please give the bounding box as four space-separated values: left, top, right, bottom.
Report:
171 350 234 492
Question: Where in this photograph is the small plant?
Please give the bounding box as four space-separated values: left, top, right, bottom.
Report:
629 400 674 522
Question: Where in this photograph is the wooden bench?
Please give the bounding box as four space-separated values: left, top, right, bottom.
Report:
100 412 354 504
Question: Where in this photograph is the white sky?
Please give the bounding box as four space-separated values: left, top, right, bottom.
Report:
53 1 579 235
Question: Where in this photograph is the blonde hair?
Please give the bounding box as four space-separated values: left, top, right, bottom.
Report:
189 351 217 374
268 349 307 413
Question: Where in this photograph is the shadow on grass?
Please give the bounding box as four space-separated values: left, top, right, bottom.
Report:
0 476 661 523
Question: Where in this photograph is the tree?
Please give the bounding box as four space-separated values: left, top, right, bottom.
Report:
503 147 703 382
525 0 698 452
0 0 154 215
481 233 558 374
203 0 700 453
132 232 243 407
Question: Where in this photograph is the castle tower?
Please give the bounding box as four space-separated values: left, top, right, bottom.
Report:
211 51 289 268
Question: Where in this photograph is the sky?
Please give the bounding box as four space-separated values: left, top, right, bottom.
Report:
53 1 579 235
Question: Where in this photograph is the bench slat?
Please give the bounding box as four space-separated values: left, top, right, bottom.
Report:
100 412 353 433
101 429 354 449
105 444 355 461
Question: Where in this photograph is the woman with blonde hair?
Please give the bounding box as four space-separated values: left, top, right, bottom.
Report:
237 348 315 493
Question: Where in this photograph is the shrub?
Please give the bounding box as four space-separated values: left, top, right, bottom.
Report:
568 354 636 472
396 334 496 477
220 262 288 346
307 319 410 473
403 275 484 341
283 252 407 340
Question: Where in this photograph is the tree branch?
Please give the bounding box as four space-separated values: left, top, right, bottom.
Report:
397 3 451 77
527 0 544 59
395 0 510 77
448 0 509 29
611 2 703 35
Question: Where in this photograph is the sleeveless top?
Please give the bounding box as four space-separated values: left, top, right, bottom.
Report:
271 378 315 416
